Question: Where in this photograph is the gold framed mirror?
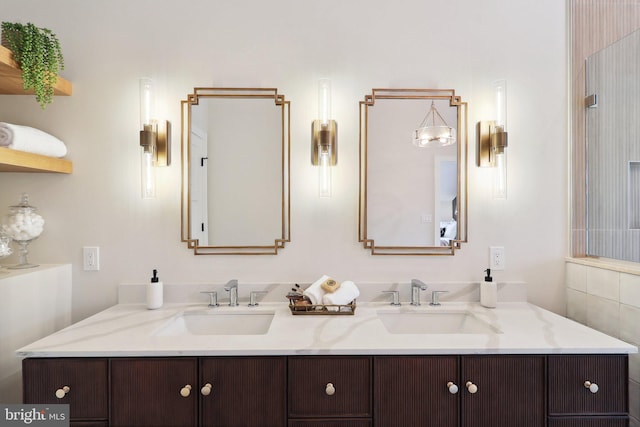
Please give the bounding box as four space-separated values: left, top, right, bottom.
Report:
358 89 468 255
181 88 290 254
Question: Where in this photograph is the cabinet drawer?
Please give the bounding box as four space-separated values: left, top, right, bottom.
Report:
548 355 628 415
289 419 371 427
289 356 372 418
547 417 629 427
22 358 108 420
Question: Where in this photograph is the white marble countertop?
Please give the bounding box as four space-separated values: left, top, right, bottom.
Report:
16 301 637 357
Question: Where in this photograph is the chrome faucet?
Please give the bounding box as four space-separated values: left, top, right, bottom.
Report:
248 291 268 307
382 290 401 306
430 290 449 306
410 279 428 306
200 291 219 308
224 279 239 306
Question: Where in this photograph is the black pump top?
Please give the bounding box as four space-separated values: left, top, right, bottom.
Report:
151 269 159 283
484 268 492 282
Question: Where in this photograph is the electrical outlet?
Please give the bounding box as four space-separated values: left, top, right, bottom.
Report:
83 246 100 271
489 246 505 270
421 213 433 223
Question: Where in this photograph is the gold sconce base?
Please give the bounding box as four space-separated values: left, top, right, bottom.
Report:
476 120 507 167
311 120 337 165
140 120 171 166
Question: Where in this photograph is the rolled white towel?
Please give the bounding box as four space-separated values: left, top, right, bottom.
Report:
303 275 330 305
322 280 360 307
0 122 67 158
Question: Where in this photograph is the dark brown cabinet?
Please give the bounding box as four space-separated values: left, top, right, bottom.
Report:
547 419 629 427
110 358 198 427
200 357 286 427
288 356 372 426
109 357 286 427
374 356 458 427
374 355 545 427
22 358 108 425
461 355 545 427
288 420 372 427
548 355 628 426
22 353 630 427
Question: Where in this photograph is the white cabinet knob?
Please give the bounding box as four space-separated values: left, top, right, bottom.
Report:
180 385 192 397
466 381 478 394
55 386 70 399
447 382 459 394
201 383 212 396
584 381 599 393
325 383 336 396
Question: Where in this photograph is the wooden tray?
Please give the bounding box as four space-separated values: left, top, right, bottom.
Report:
288 300 356 315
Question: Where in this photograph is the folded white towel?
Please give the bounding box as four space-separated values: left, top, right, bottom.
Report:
303 275 330 305
322 280 360 307
0 122 67 158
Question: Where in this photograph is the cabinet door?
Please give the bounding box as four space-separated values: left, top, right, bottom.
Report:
110 358 197 427
289 356 372 418
23 358 108 421
200 357 286 427
547 418 629 427
548 355 628 415
374 356 458 427
288 419 372 427
461 355 545 427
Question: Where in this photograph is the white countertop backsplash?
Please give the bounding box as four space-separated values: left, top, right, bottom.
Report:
16 281 637 358
117 281 529 305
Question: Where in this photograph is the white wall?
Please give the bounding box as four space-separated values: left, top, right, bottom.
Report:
0 0 568 322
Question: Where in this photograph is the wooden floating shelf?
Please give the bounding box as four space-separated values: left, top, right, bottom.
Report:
0 147 72 173
0 45 72 96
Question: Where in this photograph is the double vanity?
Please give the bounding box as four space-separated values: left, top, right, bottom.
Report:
17 283 637 427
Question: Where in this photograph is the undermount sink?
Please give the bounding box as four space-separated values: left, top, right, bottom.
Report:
154 311 275 336
377 310 502 335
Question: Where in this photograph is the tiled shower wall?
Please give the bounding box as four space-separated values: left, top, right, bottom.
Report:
570 2 640 422
570 0 640 255
566 260 640 426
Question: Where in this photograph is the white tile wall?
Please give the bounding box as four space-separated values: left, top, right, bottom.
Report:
565 260 640 426
621 304 640 346
631 352 640 384
586 266 620 301
631 379 640 422
566 262 587 291
622 273 640 308
566 288 587 324
586 293 620 337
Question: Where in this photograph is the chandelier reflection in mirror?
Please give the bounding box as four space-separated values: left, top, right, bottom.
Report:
413 100 457 147
359 88 468 256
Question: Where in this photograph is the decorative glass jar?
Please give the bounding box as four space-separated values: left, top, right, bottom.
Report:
0 232 12 272
3 193 44 269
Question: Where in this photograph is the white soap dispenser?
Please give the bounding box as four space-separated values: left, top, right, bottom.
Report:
480 268 497 308
146 269 163 309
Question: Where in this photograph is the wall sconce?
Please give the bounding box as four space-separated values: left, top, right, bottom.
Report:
413 100 457 147
311 79 337 198
477 79 508 199
139 78 171 199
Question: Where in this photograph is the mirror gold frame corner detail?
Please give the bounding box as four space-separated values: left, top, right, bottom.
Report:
358 88 468 255
180 88 291 255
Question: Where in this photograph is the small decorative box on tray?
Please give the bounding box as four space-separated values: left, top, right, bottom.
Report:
286 294 356 315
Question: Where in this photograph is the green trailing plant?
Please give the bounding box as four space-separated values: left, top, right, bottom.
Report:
1 22 65 109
